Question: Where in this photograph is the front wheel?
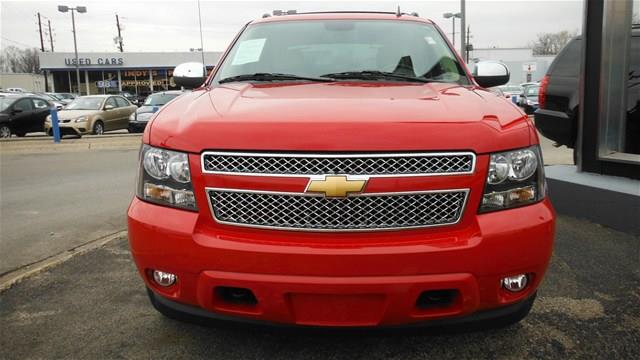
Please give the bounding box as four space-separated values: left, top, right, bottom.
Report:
92 121 104 135
0 125 11 138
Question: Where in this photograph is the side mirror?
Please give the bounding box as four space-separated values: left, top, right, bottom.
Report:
104 104 115 110
173 62 207 89
471 61 510 88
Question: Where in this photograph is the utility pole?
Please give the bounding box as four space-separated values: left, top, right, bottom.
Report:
37 13 45 52
115 14 123 52
47 20 54 52
37 13 49 91
460 0 466 63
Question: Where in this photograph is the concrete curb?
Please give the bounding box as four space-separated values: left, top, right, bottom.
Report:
0 135 141 154
0 133 141 142
0 230 128 293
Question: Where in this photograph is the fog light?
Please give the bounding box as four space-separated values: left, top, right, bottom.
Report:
502 274 528 292
152 270 177 287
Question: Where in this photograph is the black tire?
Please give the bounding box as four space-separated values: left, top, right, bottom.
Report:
92 121 104 135
0 125 11 138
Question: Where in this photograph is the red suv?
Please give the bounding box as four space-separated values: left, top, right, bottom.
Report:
128 11 555 328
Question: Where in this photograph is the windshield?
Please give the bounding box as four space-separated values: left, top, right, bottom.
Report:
143 93 179 106
525 86 539 96
46 94 63 100
500 86 523 93
40 94 58 101
65 97 104 110
0 98 15 111
215 20 468 84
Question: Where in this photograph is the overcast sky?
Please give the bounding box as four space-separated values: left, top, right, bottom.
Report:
1 0 585 53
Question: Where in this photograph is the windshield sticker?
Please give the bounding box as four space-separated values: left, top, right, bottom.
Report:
424 36 436 45
232 38 266 65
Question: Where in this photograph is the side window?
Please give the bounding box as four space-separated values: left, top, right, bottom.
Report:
625 36 639 154
115 96 130 107
13 99 34 112
33 99 49 109
551 39 581 78
105 97 117 108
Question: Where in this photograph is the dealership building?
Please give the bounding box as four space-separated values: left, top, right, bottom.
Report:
38 51 222 95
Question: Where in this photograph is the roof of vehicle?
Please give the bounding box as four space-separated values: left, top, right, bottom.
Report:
251 11 434 25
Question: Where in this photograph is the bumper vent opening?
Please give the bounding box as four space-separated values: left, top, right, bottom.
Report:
215 286 258 306
416 289 458 309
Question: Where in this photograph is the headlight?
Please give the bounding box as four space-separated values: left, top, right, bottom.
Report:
480 145 545 212
129 112 136 121
74 116 88 123
137 145 197 210
136 112 154 121
45 115 51 122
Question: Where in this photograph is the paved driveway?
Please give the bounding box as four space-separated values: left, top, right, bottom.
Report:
1 216 638 359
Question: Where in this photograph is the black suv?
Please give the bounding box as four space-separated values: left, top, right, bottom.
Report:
535 29 639 157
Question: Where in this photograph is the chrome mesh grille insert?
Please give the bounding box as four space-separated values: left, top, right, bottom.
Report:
208 190 468 231
202 152 474 176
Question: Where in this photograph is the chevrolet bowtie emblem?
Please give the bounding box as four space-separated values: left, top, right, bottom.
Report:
306 175 367 198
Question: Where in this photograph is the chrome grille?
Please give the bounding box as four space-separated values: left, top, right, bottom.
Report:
208 189 468 231
201 152 475 176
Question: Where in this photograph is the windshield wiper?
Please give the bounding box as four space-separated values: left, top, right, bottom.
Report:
219 73 334 84
320 71 431 83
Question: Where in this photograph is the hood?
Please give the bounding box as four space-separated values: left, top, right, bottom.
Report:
136 105 161 115
56 109 100 120
148 82 531 154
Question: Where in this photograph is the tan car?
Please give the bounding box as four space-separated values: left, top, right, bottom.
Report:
44 95 137 136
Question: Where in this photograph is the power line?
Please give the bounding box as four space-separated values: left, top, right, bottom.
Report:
1 36 35 48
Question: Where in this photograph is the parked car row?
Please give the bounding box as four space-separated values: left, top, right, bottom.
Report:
0 90 185 138
128 91 183 133
486 82 539 115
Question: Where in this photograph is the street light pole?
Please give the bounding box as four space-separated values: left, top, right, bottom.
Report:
452 16 456 46
443 12 462 48
58 5 86 95
70 9 80 94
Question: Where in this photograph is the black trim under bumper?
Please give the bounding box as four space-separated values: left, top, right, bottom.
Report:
148 288 536 331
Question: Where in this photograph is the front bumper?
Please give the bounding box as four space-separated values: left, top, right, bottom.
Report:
44 122 87 136
148 287 537 329
128 197 555 327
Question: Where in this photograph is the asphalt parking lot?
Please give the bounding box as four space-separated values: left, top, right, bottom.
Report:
1 216 638 359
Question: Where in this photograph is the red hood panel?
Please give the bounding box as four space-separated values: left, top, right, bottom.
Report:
148 82 530 154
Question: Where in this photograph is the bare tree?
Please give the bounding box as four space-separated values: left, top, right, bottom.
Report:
0 46 41 74
529 30 578 56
